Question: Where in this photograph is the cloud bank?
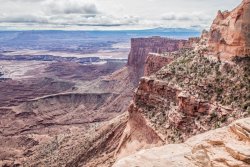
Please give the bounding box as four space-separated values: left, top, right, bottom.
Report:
0 0 242 30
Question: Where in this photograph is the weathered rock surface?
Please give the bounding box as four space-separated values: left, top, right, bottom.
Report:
114 117 250 167
209 0 250 60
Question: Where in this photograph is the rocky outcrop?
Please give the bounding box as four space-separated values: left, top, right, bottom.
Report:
144 47 197 77
127 37 189 82
201 30 209 40
208 0 250 60
115 0 250 160
117 45 250 157
116 56 249 157
188 37 200 45
114 117 250 167
144 53 174 76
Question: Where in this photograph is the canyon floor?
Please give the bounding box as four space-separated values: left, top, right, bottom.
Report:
0 59 137 167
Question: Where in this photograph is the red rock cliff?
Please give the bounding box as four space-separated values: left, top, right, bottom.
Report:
144 53 174 76
209 0 250 60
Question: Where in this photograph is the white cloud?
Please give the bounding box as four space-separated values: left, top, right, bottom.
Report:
0 0 242 30
161 12 210 21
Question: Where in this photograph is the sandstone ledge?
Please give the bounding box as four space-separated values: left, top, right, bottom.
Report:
113 118 250 167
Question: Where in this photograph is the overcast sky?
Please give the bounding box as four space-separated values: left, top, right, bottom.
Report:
0 0 242 30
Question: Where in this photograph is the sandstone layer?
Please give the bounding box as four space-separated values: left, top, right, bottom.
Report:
209 0 250 60
114 117 250 167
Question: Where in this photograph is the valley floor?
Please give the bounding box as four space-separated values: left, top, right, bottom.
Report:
0 59 136 166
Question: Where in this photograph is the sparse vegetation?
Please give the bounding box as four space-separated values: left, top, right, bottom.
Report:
156 49 250 112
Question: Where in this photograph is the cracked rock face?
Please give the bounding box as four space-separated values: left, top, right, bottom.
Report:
113 118 250 167
209 0 250 60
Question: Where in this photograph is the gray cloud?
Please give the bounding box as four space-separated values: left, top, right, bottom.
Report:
0 13 139 28
0 15 48 24
5 0 45 2
44 1 99 14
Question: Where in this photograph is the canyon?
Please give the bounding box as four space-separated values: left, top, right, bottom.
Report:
0 60 135 166
0 0 249 167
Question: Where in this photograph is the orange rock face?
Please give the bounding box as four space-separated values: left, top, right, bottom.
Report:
209 0 250 60
144 53 174 76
